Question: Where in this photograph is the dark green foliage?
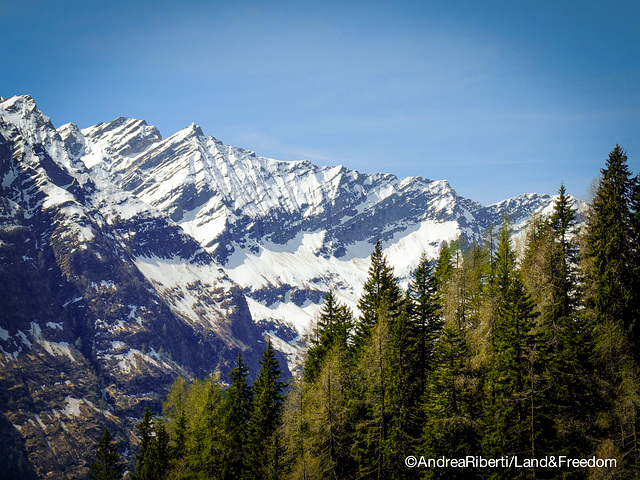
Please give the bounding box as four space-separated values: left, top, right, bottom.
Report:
491 217 517 297
89 428 124 480
245 339 287 480
407 252 442 376
582 146 640 472
422 321 477 480
434 241 454 290
133 406 154 480
354 240 403 352
585 145 638 344
351 303 394 480
304 290 353 382
222 353 253 479
482 276 538 461
132 406 171 480
148 422 171 480
520 205 590 464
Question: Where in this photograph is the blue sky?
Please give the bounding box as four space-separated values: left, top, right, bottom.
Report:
1 0 638 204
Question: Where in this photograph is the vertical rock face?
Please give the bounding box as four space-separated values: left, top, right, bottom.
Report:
1 95 582 479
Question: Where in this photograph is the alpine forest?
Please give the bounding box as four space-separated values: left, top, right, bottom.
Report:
90 145 640 479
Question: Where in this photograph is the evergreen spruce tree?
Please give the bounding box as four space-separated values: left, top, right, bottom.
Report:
352 302 394 480
434 241 454 291
133 406 154 480
354 240 402 353
89 428 124 480
391 250 443 476
492 217 517 297
481 218 541 477
304 290 353 382
148 421 171 480
520 210 585 462
422 321 477 480
482 275 538 476
223 353 253 480
583 145 640 472
385 304 423 480
246 339 287 480
407 252 442 378
584 145 638 346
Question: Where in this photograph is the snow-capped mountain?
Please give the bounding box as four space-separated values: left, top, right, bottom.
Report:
0 94 577 479
0 96 270 479
63 110 567 361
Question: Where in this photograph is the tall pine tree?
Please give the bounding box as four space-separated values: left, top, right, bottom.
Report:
354 240 402 354
584 145 638 346
305 290 353 382
583 145 640 472
223 353 253 479
246 339 287 480
89 428 124 480
133 406 155 480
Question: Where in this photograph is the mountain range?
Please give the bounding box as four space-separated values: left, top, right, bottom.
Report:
0 94 576 479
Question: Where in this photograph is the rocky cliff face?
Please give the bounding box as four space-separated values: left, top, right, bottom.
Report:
0 96 271 479
0 94 577 478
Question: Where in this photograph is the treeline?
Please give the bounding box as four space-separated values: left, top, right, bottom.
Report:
90 145 640 479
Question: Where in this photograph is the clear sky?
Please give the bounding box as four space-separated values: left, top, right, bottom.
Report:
1 0 638 204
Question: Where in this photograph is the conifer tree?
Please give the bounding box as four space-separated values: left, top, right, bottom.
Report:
246 339 287 480
302 346 355 480
305 290 353 382
133 406 154 480
583 146 640 471
407 252 442 376
354 240 402 353
352 302 394 480
148 421 171 480
192 378 227 478
434 241 454 290
280 380 315 480
520 209 588 461
492 217 516 297
223 353 253 480
385 304 423 480
584 145 638 345
482 275 538 474
89 428 124 480
395 251 443 469
422 321 477 480
481 218 541 476
162 376 188 471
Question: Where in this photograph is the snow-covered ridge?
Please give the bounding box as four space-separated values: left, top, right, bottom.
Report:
53 97 570 353
2 94 580 371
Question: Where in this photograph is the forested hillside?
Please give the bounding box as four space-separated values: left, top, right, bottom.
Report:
91 145 639 479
